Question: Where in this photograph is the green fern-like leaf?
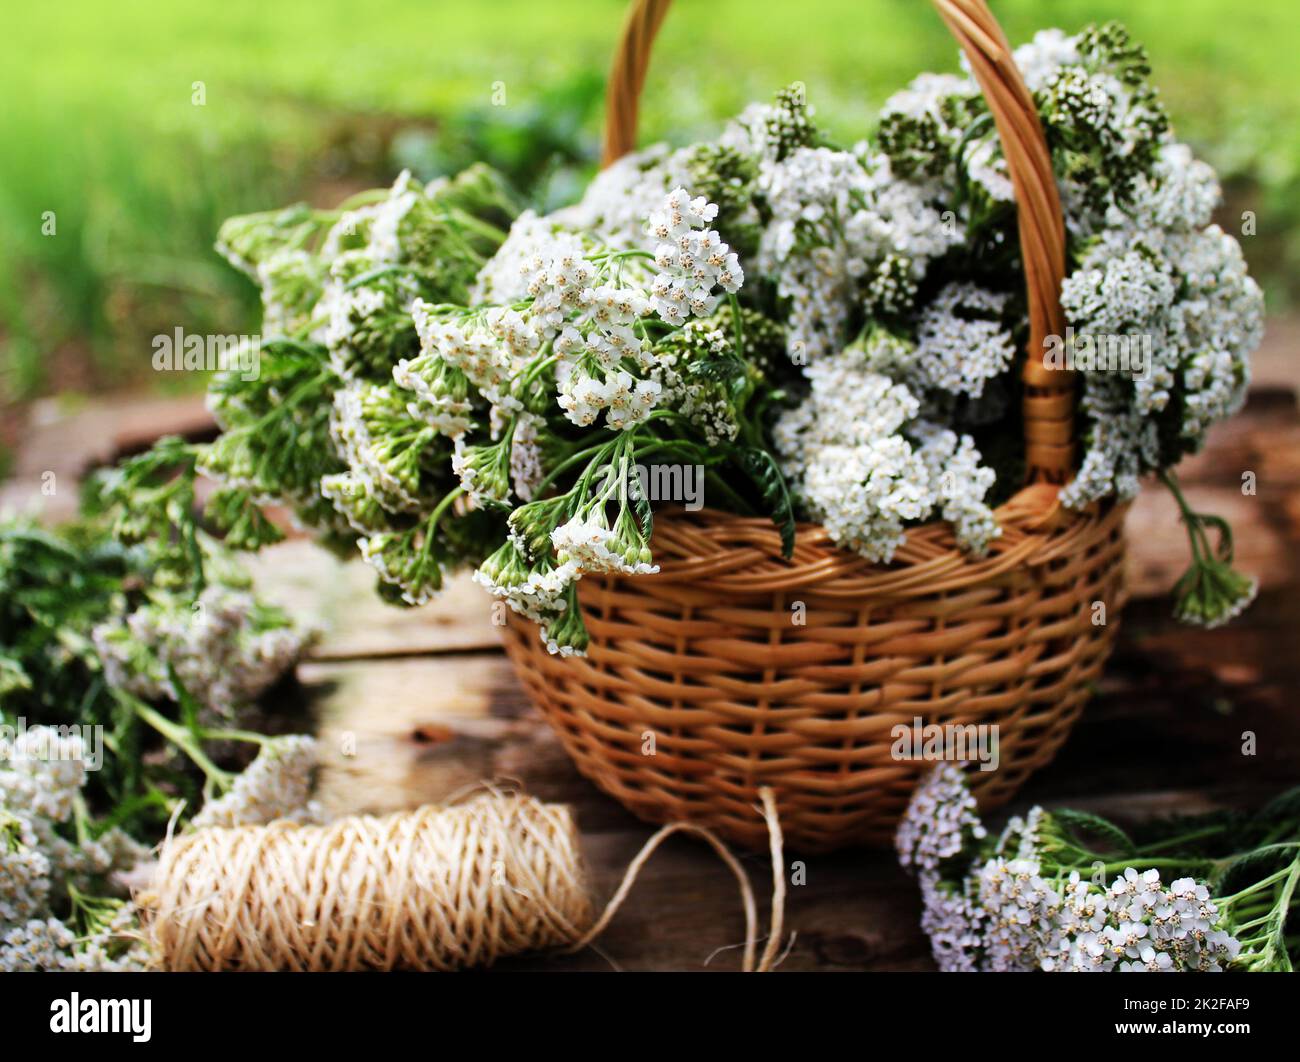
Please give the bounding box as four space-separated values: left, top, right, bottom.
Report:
1052 808 1137 858
1259 786 1300 825
737 447 795 559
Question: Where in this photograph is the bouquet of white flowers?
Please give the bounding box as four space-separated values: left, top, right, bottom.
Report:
898 765 1299 973
0 495 320 971
190 21 1261 662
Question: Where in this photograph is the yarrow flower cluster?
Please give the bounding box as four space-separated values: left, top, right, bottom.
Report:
1 728 150 971
896 760 987 876
648 188 744 325
1 489 329 972
972 850 1239 973
756 144 958 363
190 736 323 830
774 342 1000 561
92 586 314 721
190 19 1261 655
896 766 1300 973
912 284 1015 401
875 24 1260 513
0 726 326 970
1 490 326 972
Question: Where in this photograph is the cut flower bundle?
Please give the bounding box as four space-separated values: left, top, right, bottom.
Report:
898 765 1300 972
198 21 1262 657
0 481 319 970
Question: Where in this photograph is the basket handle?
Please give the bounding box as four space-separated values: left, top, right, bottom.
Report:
601 0 1075 485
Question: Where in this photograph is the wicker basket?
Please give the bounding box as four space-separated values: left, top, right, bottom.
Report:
502 0 1128 851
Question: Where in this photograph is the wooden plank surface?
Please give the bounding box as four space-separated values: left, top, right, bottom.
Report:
243 543 502 659
287 379 1300 971
4 323 1298 971
299 653 935 971
291 594 1300 970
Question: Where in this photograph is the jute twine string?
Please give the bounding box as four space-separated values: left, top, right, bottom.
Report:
146 788 787 971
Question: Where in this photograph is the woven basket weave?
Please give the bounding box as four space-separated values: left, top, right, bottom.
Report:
502 0 1128 851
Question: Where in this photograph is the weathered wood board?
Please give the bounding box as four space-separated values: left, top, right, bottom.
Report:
4 323 1298 970
243 543 502 659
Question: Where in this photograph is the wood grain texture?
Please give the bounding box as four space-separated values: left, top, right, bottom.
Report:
299 381 1300 970
244 544 501 659
5 334 1298 971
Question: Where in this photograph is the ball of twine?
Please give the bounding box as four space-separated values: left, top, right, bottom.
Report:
146 788 785 972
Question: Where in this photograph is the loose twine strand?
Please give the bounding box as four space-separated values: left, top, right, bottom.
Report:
145 788 788 972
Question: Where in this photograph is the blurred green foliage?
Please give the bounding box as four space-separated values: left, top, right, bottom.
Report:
1 0 1296 402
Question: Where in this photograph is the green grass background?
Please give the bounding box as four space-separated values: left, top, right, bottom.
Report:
2 0 1297 401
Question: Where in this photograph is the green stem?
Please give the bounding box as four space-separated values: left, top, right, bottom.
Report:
426 486 466 539
729 292 745 355
515 343 558 394
126 695 232 791
330 188 391 213
445 206 509 245
1159 467 1215 564
1134 824 1234 855
532 439 620 500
